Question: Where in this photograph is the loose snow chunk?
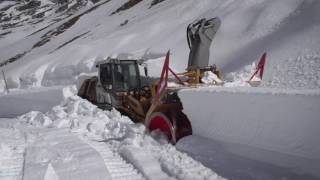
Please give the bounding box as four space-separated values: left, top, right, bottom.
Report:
19 111 53 127
62 85 78 99
201 71 223 85
17 89 131 140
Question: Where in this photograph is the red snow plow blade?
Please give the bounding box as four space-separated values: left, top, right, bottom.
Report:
145 51 192 144
148 111 192 144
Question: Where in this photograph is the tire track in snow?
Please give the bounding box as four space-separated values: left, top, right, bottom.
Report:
0 128 25 180
22 128 110 180
84 140 145 180
85 139 223 180
153 144 225 180
118 146 176 180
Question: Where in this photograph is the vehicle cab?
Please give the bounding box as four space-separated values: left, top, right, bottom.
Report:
95 58 142 109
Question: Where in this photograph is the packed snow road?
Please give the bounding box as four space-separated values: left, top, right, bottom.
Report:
177 135 319 180
0 86 224 180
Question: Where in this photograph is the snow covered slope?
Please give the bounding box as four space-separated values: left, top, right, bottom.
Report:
0 0 320 90
1 0 320 179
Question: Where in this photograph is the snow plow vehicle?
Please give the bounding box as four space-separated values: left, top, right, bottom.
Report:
78 55 194 144
78 17 266 143
78 56 192 144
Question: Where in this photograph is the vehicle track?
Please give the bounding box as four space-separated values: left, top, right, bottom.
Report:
150 144 224 180
22 128 110 180
85 140 145 180
0 128 25 180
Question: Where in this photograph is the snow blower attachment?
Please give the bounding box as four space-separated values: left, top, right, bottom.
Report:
184 17 267 86
78 17 267 144
187 17 221 70
184 17 222 85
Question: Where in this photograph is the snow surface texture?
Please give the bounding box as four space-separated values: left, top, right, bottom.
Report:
0 86 225 180
22 128 111 180
179 87 320 178
177 136 320 180
201 71 223 85
0 0 319 91
0 126 25 180
263 53 320 89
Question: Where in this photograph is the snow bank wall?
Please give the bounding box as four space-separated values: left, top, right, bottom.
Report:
179 87 320 176
0 87 63 118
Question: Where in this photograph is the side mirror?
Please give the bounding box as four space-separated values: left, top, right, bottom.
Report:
144 66 148 77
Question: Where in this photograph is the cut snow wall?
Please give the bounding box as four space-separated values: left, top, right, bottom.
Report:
0 87 63 118
179 87 320 177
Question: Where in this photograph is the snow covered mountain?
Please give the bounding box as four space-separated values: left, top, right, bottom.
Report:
0 0 320 91
1 1 320 179
0 0 94 30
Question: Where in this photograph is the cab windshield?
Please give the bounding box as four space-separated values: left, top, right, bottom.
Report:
113 61 140 91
